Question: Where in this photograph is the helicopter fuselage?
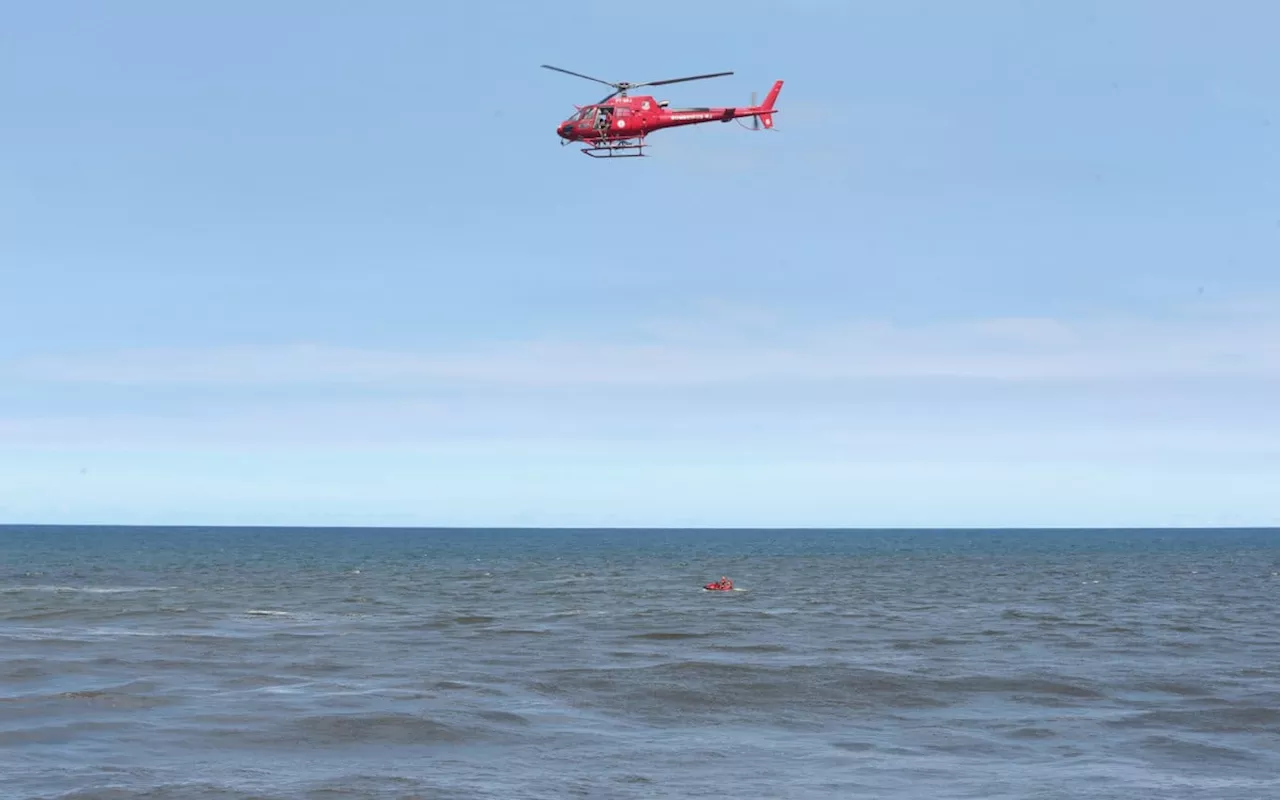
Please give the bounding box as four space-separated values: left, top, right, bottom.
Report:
540 64 781 157
557 85 780 143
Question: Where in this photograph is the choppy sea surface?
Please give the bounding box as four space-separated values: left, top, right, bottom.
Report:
2 526 1279 799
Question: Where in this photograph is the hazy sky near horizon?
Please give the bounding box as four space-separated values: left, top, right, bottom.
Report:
3 1 1278 527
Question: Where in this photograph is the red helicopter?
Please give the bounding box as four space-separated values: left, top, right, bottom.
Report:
542 64 782 158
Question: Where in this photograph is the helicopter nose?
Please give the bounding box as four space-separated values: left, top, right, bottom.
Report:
557 123 573 139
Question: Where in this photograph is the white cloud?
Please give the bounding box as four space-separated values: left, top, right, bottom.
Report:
4 306 1278 526
0 397 455 450
6 310 1278 388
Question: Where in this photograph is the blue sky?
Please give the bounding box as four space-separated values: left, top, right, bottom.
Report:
2 1 1278 527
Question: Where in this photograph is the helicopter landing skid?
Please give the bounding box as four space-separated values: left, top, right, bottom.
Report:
579 137 647 158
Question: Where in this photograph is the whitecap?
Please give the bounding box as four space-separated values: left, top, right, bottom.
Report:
1 585 175 594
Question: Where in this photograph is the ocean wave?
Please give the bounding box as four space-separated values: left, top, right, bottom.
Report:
264 711 484 747
0 585 175 594
529 661 1113 719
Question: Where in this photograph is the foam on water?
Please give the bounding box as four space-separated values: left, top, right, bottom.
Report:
2 525 1279 799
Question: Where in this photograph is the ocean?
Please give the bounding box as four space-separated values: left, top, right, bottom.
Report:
1 526 1278 799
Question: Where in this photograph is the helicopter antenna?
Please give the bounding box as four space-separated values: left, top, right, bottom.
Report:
541 65 733 103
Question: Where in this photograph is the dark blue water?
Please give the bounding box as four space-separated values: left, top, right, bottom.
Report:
3 526 1278 798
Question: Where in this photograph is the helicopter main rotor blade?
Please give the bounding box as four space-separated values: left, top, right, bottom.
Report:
540 64 617 88
634 71 733 88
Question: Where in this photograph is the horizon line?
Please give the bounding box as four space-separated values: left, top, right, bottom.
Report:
2 523 1278 532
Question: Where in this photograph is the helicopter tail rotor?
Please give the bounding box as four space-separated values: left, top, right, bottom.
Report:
738 84 781 132
757 79 782 129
